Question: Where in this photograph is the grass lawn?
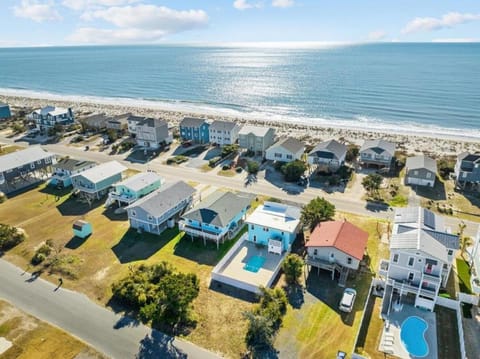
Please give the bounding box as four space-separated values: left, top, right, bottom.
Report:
200 163 214 172
0 184 252 358
0 300 105 359
456 257 473 294
0 145 23 156
217 169 236 177
274 214 390 358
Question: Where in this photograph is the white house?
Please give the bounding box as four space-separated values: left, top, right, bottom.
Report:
359 139 396 169
378 207 459 312
209 120 240 146
305 220 369 285
307 139 347 172
265 137 305 162
135 118 171 149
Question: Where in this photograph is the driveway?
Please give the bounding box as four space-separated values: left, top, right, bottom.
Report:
0 259 221 359
463 308 480 359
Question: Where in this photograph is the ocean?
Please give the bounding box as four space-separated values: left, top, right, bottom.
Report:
0 43 479 138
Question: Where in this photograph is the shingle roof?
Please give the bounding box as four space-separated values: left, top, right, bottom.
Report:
309 139 347 160
391 207 459 261
180 117 208 128
306 220 369 260
182 191 253 227
126 115 145 123
127 181 195 218
209 120 238 131
458 152 480 163
238 125 274 137
115 172 162 192
246 201 301 233
406 155 437 173
34 106 70 117
360 139 396 156
53 158 96 172
73 161 126 183
269 137 305 154
0 146 55 172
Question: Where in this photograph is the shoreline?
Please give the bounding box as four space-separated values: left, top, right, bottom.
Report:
1 90 479 156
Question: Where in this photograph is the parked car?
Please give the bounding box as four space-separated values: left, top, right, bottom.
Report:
339 288 357 313
297 175 309 186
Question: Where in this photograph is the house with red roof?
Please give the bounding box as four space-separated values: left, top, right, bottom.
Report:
305 220 369 285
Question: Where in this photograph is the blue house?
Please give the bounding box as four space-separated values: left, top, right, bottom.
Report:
51 158 96 188
72 220 92 239
0 103 11 120
179 117 210 144
179 191 254 249
245 202 301 254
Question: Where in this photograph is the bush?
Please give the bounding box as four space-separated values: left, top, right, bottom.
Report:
345 145 360 162
209 156 221 167
221 144 238 158
222 164 231 171
70 135 84 143
282 160 307 182
235 167 243 173
31 243 53 265
282 254 304 285
247 161 259 174
0 224 26 251
301 197 335 229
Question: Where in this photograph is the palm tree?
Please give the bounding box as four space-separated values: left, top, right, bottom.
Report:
458 221 472 259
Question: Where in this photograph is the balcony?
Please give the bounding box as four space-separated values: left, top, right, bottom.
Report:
178 222 224 241
422 271 441 284
378 259 389 277
108 191 137 205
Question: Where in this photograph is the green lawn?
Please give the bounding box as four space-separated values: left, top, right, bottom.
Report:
456 257 473 294
0 184 252 358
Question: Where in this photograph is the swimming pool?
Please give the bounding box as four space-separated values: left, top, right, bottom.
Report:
244 255 266 273
400 316 429 357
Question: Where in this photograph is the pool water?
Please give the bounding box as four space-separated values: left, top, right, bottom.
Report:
244 256 266 273
400 316 429 357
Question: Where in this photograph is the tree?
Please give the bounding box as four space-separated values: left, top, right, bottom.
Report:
458 221 472 259
282 254 304 285
247 161 259 174
221 144 238 158
301 197 335 229
243 311 274 351
282 160 307 182
106 129 118 143
362 173 383 197
0 224 26 251
345 145 360 162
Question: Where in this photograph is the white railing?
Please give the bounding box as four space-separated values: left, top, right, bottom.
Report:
179 222 223 241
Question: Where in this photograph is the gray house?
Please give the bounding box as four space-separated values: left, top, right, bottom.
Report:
107 113 129 132
79 113 110 132
126 181 195 235
405 155 437 187
238 125 276 157
359 139 396 169
135 118 171 149
0 146 56 194
265 137 305 163
307 139 347 172
126 114 145 136
378 207 459 312
454 152 480 190
29 106 74 130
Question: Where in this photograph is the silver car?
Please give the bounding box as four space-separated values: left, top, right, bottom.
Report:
339 288 357 313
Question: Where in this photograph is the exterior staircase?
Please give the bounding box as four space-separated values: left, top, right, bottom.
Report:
338 266 350 287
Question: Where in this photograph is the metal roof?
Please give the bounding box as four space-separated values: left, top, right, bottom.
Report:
209 120 239 131
182 191 254 227
246 201 301 233
0 146 55 172
238 125 274 137
115 172 162 192
72 161 126 183
53 158 96 172
406 155 437 173
127 181 195 218
180 117 209 128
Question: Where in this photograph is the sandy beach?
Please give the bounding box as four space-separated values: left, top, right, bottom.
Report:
1 92 478 157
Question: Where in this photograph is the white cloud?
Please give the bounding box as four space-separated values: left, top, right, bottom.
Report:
62 0 138 11
233 0 262 11
272 0 294 8
368 30 387 41
13 0 63 22
402 12 480 34
68 4 208 44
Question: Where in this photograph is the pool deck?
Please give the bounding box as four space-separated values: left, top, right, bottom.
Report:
211 235 286 294
379 304 438 359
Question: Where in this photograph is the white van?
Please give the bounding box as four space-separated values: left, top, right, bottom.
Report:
339 288 357 313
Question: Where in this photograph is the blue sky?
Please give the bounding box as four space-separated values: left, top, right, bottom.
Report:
2 0 480 46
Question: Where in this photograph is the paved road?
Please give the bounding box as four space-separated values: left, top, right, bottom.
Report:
0 259 221 359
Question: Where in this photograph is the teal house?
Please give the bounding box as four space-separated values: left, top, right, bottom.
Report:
108 171 164 206
72 220 92 238
71 161 127 200
179 192 254 248
0 103 11 120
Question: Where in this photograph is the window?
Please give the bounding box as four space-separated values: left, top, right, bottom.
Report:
408 272 414 281
462 172 467 178
36 160 42 165
426 172 431 178
313 249 318 256
418 258 422 262
45 157 51 164
414 170 419 175
251 224 254 230
286 154 293 160
443 263 448 270
274 153 282 158
253 235 257 242
263 227 269 232
448 249 453 256
148 215 153 221
131 210 137 217
408 257 414 266
30 163 35 169
393 254 399 263
347 257 352 264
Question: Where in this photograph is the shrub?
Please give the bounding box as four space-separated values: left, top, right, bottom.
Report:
235 167 243 173
247 161 260 174
282 254 304 285
209 156 221 167
222 164 231 171
282 160 307 182
221 144 238 158
0 224 26 251
31 243 53 265
345 145 360 162
301 197 335 229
